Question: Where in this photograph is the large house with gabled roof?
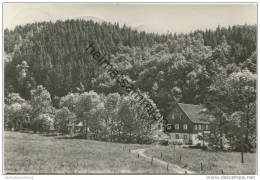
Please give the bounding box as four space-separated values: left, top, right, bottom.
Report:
166 103 213 145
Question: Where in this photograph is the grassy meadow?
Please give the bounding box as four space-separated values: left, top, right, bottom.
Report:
4 131 168 174
4 131 257 174
146 145 257 174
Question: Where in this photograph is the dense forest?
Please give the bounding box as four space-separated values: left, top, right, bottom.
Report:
4 20 256 149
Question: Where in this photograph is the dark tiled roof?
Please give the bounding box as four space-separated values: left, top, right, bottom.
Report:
177 103 210 124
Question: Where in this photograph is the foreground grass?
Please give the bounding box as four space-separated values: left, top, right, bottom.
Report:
145 145 256 174
4 131 257 174
4 131 169 174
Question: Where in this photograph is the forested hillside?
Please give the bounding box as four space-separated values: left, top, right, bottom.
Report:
4 20 257 147
4 20 256 112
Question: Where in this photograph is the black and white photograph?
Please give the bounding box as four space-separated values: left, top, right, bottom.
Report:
1 1 258 177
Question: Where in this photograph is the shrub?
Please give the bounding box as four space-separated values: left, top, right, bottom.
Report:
31 113 53 133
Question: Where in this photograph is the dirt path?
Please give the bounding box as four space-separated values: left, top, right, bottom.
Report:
131 148 195 174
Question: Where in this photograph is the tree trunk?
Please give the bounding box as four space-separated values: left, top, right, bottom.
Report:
110 129 113 142
219 121 223 150
245 110 250 152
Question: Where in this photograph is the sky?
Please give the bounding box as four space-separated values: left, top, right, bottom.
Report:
3 3 257 34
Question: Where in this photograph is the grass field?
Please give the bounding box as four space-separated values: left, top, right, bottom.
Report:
4 131 168 174
4 131 257 174
146 145 257 174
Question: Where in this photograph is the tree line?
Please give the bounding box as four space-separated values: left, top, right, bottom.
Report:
5 85 160 144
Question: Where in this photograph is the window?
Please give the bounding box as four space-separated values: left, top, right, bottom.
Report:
198 135 203 140
183 124 188 130
198 124 201 130
205 124 209 130
194 125 197 130
175 124 179 130
175 134 179 139
184 135 187 140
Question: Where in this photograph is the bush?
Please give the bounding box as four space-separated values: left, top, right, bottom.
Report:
54 107 71 134
31 114 53 133
158 139 169 146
